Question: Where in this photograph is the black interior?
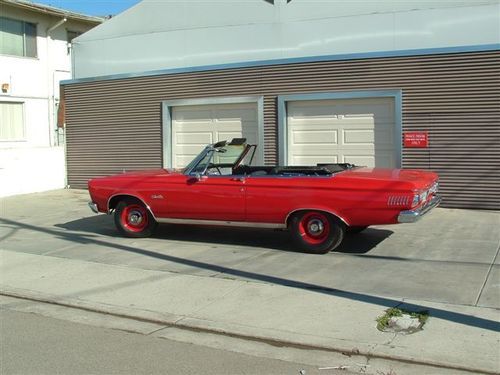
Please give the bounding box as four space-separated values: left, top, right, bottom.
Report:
232 163 354 177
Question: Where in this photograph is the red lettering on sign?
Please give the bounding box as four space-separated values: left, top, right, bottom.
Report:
404 132 428 148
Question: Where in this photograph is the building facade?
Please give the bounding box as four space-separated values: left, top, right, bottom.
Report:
0 0 102 196
62 0 500 209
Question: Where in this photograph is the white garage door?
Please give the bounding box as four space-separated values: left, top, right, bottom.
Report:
287 98 396 168
172 102 258 168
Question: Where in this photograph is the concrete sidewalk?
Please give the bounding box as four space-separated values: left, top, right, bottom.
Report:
1 249 499 374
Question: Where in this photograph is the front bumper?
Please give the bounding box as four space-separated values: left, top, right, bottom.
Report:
88 201 99 214
398 195 442 223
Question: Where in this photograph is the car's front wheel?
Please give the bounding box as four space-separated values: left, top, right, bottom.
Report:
114 199 157 238
289 211 345 254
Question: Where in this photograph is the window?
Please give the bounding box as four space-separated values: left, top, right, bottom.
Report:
66 30 82 43
0 102 25 141
0 17 37 57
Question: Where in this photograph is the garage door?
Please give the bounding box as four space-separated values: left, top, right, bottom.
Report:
171 102 258 168
287 98 397 168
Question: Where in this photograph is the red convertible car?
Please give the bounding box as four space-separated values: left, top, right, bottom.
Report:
88 138 441 254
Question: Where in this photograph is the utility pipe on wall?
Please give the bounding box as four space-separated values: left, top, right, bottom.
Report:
47 17 67 33
46 17 67 147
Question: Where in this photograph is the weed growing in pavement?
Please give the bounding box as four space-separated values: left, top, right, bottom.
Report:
376 307 429 332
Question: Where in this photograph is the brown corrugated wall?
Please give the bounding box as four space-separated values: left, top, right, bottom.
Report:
64 50 500 210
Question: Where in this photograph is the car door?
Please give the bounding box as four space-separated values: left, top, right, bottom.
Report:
155 174 246 221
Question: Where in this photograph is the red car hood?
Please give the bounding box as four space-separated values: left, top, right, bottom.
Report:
104 169 179 178
337 167 438 190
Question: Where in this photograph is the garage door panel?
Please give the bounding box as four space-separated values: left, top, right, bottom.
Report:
339 101 394 117
292 130 338 145
175 132 213 145
342 155 375 166
287 117 343 128
214 119 257 132
337 118 375 127
215 109 256 122
292 146 349 157
173 121 213 132
173 109 213 122
171 103 259 168
343 129 374 145
287 97 396 168
288 104 337 118
175 155 199 168
292 155 339 165
219 131 257 144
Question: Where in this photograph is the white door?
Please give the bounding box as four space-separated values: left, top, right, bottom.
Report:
171 102 258 168
287 97 396 168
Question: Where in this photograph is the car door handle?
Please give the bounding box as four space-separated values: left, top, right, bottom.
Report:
231 177 245 182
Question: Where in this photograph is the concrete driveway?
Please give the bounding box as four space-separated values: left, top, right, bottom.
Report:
1 189 499 309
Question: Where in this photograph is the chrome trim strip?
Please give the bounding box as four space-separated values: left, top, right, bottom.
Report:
156 217 286 229
88 201 99 214
61 44 500 85
285 208 349 227
398 195 442 223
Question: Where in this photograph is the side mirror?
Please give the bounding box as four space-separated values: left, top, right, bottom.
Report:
187 173 204 185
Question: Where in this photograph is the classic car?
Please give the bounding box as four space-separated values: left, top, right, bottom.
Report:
88 138 441 254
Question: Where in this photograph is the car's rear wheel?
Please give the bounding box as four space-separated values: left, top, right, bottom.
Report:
289 211 345 254
114 199 157 238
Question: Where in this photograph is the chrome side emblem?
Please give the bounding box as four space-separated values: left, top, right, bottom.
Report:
151 194 164 199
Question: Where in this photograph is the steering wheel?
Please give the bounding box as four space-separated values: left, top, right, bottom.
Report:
206 163 222 175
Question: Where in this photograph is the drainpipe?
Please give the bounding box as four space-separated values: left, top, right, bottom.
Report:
47 17 67 34
46 17 67 147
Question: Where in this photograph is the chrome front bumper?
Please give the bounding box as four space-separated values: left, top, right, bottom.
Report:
88 201 99 214
398 195 442 223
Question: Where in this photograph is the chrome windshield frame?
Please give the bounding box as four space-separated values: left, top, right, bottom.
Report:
182 142 253 176
183 146 214 176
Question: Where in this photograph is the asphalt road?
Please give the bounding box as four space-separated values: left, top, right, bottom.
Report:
0 309 324 375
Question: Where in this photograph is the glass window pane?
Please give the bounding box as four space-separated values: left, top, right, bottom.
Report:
67 30 81 43
0 17 24 56
191 151 214 174
213 144 246 164
0 102 25 140
24 22 37 57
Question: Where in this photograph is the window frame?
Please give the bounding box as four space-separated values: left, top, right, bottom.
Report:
0 101 27 142
0 16 38 58
66 29 82 43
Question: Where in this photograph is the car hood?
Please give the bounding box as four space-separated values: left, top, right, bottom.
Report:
115 169 175 178
88 169 183 185
103 168 182 179
337 167 438 190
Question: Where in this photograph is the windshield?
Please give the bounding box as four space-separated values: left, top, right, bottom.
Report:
183 142 250 175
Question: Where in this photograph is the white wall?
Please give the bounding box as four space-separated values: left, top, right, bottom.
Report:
0 5 99 196
0 146 65 197
72 0 500 79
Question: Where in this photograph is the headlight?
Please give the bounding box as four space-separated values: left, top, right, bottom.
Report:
429 181 439 194
420 191 428 202
412 194 420 206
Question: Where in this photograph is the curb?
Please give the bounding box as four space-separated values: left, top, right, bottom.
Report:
1 287 495 375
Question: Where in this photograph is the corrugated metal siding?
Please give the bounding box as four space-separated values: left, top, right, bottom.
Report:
263 96 278 164
64 50 500 210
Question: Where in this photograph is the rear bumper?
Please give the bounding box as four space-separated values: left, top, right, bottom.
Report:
88 201 99 214
398 195 442 223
